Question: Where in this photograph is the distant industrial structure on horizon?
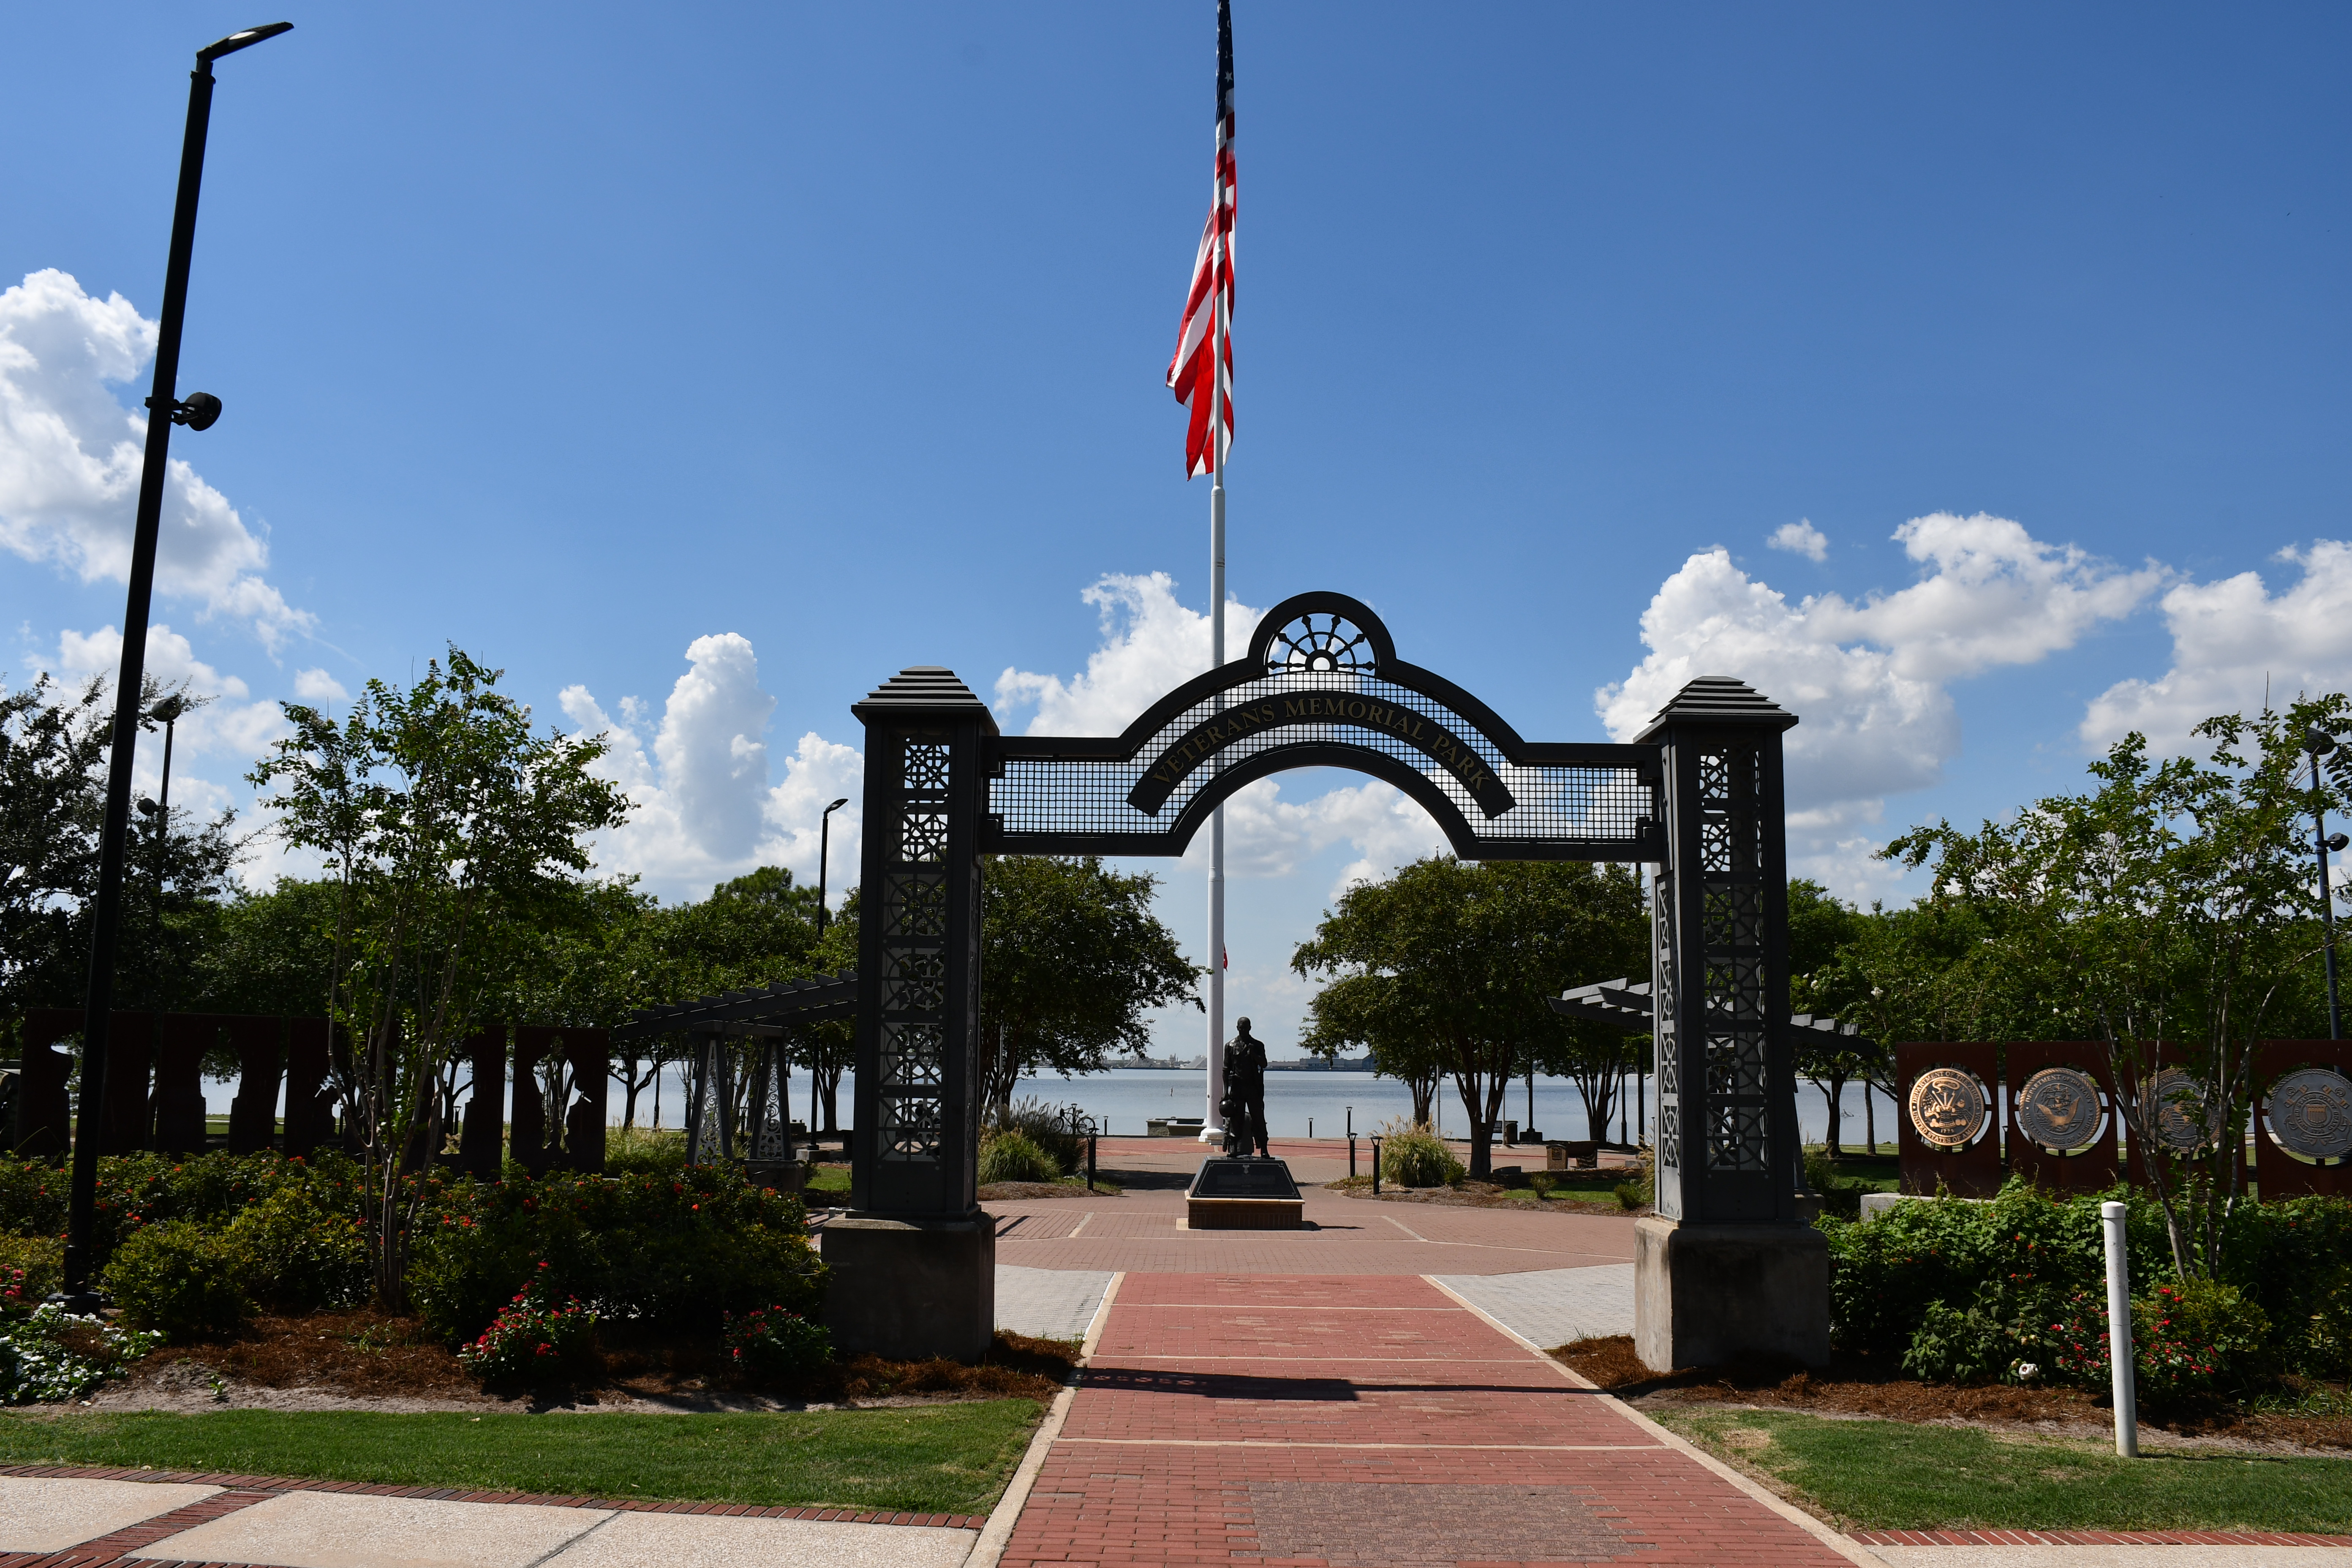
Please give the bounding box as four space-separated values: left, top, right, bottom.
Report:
1116 1055 1371 1072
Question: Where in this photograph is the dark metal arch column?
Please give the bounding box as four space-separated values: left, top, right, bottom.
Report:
829 667 996 1361
1635 677 1827 1370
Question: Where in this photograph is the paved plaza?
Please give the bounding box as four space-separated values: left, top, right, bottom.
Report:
4 1140 2345 1567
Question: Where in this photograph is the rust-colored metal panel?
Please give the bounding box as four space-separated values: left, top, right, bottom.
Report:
510 1025 558 1177
565 1028 609 1175
283 1018 336 1158
152 1013 217 1156
16 1010 79 1158
2004 1041 2121 1192
224 1016 283 1153
1895 1042 2002 1196
102 1012 155 1154
452 1027 504 1179
2254 1040 2352 1200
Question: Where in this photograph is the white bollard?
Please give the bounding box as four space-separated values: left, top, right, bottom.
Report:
2101 1199 2138 1458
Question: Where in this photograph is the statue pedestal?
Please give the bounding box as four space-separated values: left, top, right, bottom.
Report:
1184 1157 1304 1230
822 1210 995 1362
1633 1217 1828 1372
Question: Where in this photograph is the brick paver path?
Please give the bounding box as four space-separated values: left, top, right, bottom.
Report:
998 1272 1851 1567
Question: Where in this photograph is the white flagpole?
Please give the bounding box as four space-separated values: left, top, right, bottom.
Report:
1203 236 1228 1146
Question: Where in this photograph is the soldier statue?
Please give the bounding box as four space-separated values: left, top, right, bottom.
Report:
1219 1016 1270 1158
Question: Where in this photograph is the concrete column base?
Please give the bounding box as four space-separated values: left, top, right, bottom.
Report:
1633 1216 1829 1373
822 1210 995 1363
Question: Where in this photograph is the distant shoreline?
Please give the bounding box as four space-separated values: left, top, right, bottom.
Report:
1113 1060 1372 1072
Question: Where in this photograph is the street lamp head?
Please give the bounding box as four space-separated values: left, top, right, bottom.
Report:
147 694 186 724
2309 726 2339 757
198 22 293 63
136 797 158 817
174 393 223 431
825 797 849 815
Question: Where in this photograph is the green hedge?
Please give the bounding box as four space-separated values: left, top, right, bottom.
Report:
1826 1181 2352 1390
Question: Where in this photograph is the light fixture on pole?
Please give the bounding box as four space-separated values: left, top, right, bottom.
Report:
2307 725 2344 1040
816 797 849 934
59 21 292 1309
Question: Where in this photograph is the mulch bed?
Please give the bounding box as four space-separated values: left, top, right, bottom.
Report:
977 1181 1116 1200
127 1311 1074 1409
1551 1334 2352 1451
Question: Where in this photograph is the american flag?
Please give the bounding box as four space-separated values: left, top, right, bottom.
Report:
1166 0 1235 478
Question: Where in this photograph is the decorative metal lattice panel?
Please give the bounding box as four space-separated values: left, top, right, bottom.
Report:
1653 868 1682 1174
989 666 1656 856
876 734 950 1160
1699 740 1771 1172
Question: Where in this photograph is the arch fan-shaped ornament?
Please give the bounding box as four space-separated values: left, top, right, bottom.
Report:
1265 611 1376 674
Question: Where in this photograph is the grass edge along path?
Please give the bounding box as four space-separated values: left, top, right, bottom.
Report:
0 1402 1042 1516
1652 1406 2352 1535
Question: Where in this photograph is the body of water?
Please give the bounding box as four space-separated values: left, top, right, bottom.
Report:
206 1063 1904 1151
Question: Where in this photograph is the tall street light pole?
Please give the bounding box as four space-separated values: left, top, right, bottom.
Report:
2308 726 2345 1041
816 797 849 934
60 22 293 1307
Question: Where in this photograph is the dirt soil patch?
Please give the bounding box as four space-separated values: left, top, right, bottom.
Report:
90 1311 1075 1417
1551 1334 2352 1455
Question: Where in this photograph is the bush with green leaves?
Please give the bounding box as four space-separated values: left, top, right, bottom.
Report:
0 1149 367 1277
101 1219 252 1339
977 1130 1061 1186
724 1304 832 1385
1379 1122 1463 1188
226 1184 370 1311
406 1166 823 1346
0 1235 62 1310
0 1306 160 1405
455 1265 596 1385
1828 1180 2352 1388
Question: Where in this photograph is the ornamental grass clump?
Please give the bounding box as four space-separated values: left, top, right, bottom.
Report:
724 1305 832 1386
457 1264 597 1386
1378 1121 1463 1188
977 1130 1061 1186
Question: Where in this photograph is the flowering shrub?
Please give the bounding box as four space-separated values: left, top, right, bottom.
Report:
0 1306 160 1405
0 1150 367 1278
456 1265 597 1385
102 1219 253 1339
2047 1285 2224 1403
226 1185 370 1311
724 1305 832 1385
407 1168 822 1346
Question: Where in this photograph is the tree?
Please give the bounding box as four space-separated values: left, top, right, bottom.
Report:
1293 858 1644 1180
1298 971 1443 1123
251 647 628 1306
977 856 1200 1115
1884 700 2343 1280
1786 879 1881 1157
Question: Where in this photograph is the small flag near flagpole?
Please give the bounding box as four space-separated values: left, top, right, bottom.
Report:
1167 0 1235 477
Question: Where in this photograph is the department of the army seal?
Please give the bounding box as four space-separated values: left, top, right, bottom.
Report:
2145 1067 2216 1154
1907 1067 1987 1149
2015 1067 2104 1152
2267 1067 2352 1161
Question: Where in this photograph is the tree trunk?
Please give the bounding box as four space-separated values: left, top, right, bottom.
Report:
1818 1073 1848 1158
1406 1070 1437 1126
1862 1080 1876 1155
620 1050 641 1130
819 1065 841 1132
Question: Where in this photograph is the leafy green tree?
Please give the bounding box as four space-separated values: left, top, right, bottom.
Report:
1884 699 2344 1279
1786 878 1883 1156
1293 858 1643 1179
251 647 628 1306
1298 971 1443 1123
0 674 109 1019
977 856 1200 1115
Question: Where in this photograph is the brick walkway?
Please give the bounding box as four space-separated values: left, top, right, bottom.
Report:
996 1271 1855 1567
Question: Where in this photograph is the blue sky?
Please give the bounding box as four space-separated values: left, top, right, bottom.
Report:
4 3 2349 1053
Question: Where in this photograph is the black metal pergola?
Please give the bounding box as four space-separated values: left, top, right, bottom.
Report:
615 970 857 1172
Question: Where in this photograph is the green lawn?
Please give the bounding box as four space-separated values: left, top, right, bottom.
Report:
0 1404 1041 1514
1655 1407 2352 1534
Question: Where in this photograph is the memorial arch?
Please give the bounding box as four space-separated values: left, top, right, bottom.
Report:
828 590 1823 1369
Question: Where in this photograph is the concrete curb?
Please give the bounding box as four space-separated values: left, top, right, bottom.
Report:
1421 1273 1886 1568
965 1271 1124 1568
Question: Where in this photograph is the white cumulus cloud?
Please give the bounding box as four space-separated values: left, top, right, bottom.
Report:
1600 514 2161 897
2083 539 2352 753
1769 520 1829 562
994 572 1263 737
0 269 311 651
292 668 348 703
561 634 863 905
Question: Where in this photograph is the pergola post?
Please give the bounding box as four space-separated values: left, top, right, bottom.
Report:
1635 677 1828 1370
829 667 996 1361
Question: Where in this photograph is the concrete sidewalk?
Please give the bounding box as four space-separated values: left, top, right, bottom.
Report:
0 1471 983 1568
